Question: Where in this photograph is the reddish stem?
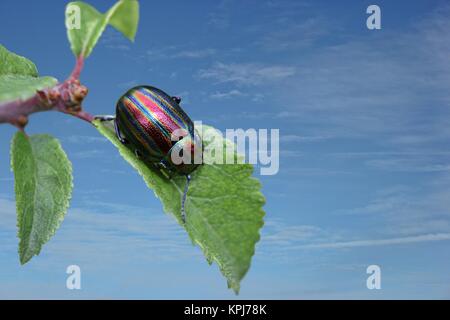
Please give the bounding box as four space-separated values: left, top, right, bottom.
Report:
69 55 84 80
62 109 95 123
0 55 94 129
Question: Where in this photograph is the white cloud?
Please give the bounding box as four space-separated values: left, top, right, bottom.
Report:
106 44 130 51
210 89 245 99
173 49 217 59
280 134 331 143
208 90 265 102
269 5 450 145
366 158 450 173
0 196 197 267
256 17 329 51
198 62 296 86
207 0 231 30
263 221 329 246
336 176 450 237
325 150 450 174
146 46 217 61
257 172 450 256
296 233 450 250
64 135 108 144
71 149 105 159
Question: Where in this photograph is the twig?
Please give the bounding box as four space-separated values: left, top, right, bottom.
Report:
0 55 94 129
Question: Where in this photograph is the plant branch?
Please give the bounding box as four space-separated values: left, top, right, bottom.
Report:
0 56 94 129
69 55 84 80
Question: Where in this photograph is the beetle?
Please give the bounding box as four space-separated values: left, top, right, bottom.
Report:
96 85 202 223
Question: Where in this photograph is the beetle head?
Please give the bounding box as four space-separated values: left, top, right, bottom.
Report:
166 130 202 175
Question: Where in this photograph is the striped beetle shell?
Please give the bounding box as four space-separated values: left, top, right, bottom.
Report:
115 85 201 175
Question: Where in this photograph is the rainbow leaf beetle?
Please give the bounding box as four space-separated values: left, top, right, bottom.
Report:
96 85 202 223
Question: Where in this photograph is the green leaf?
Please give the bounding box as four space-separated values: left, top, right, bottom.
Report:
0 74 57 103
0 44 38 77
94 120 265 293
66 0 139 58
0 45 57 103
107 0 140 41
11 132 73 264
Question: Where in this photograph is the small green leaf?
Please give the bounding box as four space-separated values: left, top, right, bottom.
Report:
66 0 139 58
0 74 57 103
0 44 38 77
11 132 73 265
107 0 139 41
0 45 57 104
94 120 265 293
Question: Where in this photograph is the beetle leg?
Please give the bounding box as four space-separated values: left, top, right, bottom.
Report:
114 119 128 144
94 115 115 121
134 149 142 159
171 96 181 104
94 115 128 145
180 175 191 224
158 161 174 179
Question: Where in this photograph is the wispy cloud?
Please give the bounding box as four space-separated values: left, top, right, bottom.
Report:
255 17 329 51
0 196 197 267
210 89 245 99
146 46 217 61
208 89 265 102
280 134 332 143
259 217 450 259
336 176 450 237
71 149 105 159
366 158 450 173
198 62 296 86
207 0 232 30
64 135 108 144
262 221 333 246
173 49 217 59
296 233 450 250
258 173 450 257
106 44 130 51
326 150 450 173
266 5 450 147
279 167 353 176
99 28 133 52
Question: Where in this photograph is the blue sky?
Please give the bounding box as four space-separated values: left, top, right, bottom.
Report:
1 0 450 299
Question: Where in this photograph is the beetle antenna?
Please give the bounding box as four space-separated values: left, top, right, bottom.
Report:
181 174 191 223
94 115 115 122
